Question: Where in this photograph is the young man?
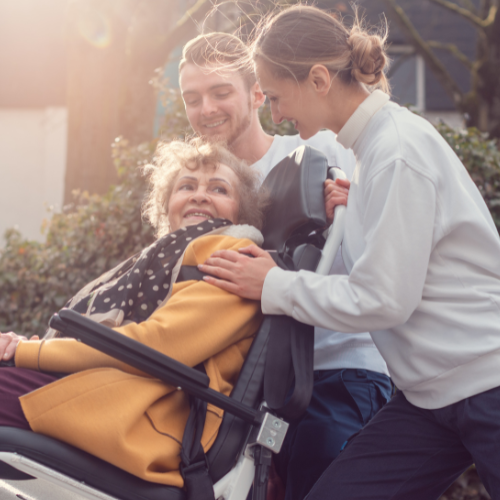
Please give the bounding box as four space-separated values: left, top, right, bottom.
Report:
178 33 392 500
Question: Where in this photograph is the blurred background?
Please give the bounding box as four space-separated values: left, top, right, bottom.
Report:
1 0 497 244
0 1 498 498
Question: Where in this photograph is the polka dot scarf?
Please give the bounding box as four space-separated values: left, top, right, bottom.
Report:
47 218 231 336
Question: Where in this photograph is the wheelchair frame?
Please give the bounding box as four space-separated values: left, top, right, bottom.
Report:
0 146 346 500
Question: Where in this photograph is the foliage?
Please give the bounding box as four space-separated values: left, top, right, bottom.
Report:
259 101 298 137
1 90 499 337
383 0 500 138
152 74 192 141
0 91 188 338
0 140 156 337
436 122 500 232
439 466 490 500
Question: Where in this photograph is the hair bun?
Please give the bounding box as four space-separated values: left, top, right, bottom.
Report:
348 28 388 87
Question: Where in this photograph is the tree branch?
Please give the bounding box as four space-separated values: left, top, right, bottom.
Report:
162 0 213 65
427 41 474 70
483 1 499 27
383 0 465 107
458 0 478 15
428 0 497 28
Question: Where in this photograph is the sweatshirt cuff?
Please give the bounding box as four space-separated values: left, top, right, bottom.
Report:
261 267 296 315
15 340 42 370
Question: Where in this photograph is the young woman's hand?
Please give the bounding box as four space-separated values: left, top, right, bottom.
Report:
199 245 277 300
325 178 350 224
0 332 39 361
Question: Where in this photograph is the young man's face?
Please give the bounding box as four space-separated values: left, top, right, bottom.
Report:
179 63 256 146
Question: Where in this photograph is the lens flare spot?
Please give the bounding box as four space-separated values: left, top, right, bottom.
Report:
78 10 111 48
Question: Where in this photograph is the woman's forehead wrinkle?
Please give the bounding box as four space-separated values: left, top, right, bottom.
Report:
209 177 231 185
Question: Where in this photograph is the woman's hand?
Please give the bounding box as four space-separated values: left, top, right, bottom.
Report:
325 178 350 224
0 332 39 361
199 245 277 300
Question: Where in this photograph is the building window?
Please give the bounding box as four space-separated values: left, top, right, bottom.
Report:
388 46 426 112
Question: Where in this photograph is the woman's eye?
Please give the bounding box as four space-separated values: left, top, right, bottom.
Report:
178 183 194 191
212 186 228 195
184 99 199 107
269 96 278 103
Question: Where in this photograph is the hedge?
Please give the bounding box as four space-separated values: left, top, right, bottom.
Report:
1 93 499 337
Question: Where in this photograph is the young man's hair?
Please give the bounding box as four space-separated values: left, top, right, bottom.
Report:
179 32 256 90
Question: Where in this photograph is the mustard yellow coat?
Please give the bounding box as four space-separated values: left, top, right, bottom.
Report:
14 235 262 487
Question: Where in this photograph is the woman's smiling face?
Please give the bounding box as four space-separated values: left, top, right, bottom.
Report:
255 59 324 140
167 163 240 231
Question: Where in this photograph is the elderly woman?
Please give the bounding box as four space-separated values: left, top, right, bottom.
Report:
0 139 265 487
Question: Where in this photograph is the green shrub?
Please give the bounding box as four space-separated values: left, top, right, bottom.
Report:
1 92 499 337
259 101 298 137
436 122 500 232
0 89 189 338
0 139 157 337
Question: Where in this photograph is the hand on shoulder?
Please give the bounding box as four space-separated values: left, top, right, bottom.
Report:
199 245 277 300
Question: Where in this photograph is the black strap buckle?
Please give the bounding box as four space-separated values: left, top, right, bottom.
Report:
179 452 210 480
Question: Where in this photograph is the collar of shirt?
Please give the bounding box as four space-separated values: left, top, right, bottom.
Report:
336 90 390 151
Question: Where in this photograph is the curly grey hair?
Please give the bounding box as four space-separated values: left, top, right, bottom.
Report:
142 138 266 237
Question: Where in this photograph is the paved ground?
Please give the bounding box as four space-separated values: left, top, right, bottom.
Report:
1 466 490 500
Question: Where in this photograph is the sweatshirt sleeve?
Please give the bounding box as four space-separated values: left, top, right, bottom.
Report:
16 236 262 374
262 160 437 332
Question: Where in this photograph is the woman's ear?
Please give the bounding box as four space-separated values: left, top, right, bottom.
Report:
308 65 332 96
251 81 267 109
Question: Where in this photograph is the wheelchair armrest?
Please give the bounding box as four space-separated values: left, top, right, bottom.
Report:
50 309 259 425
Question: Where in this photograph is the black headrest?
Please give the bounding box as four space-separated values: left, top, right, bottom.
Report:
261 145 328 251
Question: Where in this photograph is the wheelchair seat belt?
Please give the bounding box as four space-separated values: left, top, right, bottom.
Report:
176 265 217 283
174 268 218 499
176 263 314 422
179 390 215 500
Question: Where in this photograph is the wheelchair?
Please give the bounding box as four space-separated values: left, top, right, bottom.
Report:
0 145 346 500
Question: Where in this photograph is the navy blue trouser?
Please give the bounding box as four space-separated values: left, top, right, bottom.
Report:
305 387 500 500
274 368 392 500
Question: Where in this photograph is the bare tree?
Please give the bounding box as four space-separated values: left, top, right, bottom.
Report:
64 0 211 203
382 0 500 138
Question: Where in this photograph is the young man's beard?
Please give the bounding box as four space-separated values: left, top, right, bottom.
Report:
201 97 252 148
226 113 251 147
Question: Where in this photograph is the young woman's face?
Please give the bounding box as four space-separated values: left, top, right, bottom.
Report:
255 60 324 140
167 163 240 231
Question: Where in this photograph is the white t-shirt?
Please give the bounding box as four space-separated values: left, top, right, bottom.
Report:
252 130 389 375
252 130 356 179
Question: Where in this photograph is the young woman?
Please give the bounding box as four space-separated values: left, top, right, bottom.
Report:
0 139 266 487
199 6 500 499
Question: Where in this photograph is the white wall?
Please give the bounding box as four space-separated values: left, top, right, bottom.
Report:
0 107 67 245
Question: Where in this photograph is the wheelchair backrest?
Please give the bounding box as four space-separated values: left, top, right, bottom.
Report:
207 145 329 481
261 145 328 252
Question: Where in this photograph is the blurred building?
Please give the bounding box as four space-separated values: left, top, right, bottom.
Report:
0 0 68 244
381 0 474 128
0 0 476 245
319 0 475 127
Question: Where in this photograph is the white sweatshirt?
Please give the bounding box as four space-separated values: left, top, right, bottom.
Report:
262 90 500 409
253 131 389 375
